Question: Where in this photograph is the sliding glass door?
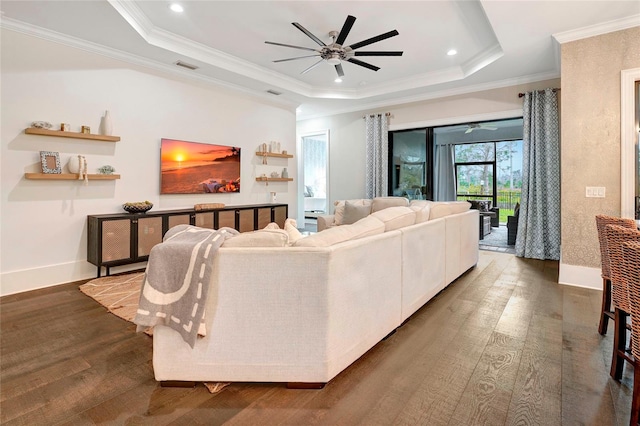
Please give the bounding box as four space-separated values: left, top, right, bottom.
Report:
388 129 433 200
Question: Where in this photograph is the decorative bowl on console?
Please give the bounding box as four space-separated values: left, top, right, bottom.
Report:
122 201 153 214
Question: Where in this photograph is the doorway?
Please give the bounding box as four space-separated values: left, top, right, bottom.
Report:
300 131 329 231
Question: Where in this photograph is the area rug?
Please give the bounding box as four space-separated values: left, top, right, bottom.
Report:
79 272 230 394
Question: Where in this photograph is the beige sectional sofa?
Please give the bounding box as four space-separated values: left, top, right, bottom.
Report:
152 199 478 386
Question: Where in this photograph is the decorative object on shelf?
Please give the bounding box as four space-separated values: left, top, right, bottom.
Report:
123 201 153 214
282 167 288 178
99 110 113 136
81 126 91 134
282 150 287 155
31 121 52 129
61 123 70 132
40 151 61 174
270 191 277 203
67 154 89 183
269 141 281 154
194 203 226 211
270 171 280 178
98 165 115 175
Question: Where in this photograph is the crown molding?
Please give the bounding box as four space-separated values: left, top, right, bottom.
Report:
106 0 508 101
296 70 559 121
553 14 640 44
0 17 299 110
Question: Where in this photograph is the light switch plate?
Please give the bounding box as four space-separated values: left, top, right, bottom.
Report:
586 186 606 198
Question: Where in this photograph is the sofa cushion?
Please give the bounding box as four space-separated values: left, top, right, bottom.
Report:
343 200 372 224
294 215 384 247
370 206 416 231
409 200 434 223
371 196 409 213
334 199 372 225
222 229 289 247
429 201 471 220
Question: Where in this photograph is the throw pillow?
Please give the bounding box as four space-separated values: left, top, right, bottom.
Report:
263 222 280 230
284 221 303 244
342 200 371 224
333 199 372 225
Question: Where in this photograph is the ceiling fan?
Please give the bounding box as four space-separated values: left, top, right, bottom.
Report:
265 15 403 78
465 123 499 134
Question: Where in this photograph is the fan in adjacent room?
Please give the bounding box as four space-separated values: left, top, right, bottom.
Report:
465 123 499 134
265 15 403 78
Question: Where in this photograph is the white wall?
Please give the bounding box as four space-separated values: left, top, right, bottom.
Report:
1 30 296 295
296 78 560 213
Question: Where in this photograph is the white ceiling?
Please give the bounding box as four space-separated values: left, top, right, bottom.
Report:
1 1 639 120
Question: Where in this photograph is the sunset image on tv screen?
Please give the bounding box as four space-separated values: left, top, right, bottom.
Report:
160 138 240 194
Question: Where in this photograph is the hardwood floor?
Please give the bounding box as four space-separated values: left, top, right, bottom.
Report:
0 252 632 425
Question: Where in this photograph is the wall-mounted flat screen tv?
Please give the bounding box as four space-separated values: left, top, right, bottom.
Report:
160 138 241 194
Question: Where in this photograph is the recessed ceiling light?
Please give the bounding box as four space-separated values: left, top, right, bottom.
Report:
447 49 457 56
170 3 184 13
334 78 343 83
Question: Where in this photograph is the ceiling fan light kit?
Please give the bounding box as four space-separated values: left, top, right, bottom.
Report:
265 15 403 79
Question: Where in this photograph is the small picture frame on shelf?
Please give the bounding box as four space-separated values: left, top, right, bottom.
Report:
40 151 62 174
81 126 91 134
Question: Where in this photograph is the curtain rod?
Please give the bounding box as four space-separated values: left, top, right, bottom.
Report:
362 112 391 119
518 88 560 98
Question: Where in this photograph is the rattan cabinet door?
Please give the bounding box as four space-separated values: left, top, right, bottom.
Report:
168 214 191 229
137 216 163 257
238 209 255 232
274 205 287 228
257 207 272 229
195 212 214 229
102 219 131 262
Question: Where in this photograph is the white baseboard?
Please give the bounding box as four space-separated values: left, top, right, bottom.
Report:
558 262 602 290
0 261 144 297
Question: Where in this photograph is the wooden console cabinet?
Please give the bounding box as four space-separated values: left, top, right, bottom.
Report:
87 203 288 277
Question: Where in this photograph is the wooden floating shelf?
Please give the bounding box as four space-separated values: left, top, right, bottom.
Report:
255 177 293 182
25 128 121 142
255 152 293 159
25 173 121 181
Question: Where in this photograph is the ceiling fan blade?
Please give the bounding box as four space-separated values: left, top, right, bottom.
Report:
347 57 380 71
465 128 473 134
353 50 404 56
265 41 318 52
301 59 325 74
335 63 344 77
292 22 326 47
482 126 498 130
353 51 403 57
273 55 321 63
347 30 399 50
335 15 356 45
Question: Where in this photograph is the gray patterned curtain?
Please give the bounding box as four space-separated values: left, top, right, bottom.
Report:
365 113 389 198
434 144 457 201
516 88 560 260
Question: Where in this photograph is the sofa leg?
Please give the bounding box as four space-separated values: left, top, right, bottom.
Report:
160 381 196 388
286 382 326 389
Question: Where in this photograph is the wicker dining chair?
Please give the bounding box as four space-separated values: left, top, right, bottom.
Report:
606 224 640 380
595 215 637 335
621 241 640 425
